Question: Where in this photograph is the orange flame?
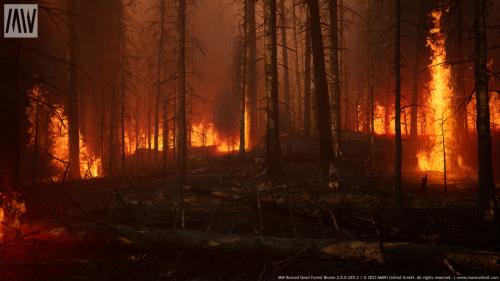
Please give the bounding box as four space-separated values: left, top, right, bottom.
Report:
190 122 244 153
417 10 460 173
26 85 102 181
0 192 26 241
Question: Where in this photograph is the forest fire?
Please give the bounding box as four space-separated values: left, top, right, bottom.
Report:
0 192 26 241
26 85 102 181
417 10 461 174
466 85 500 133
190 122 243 153
1 0 500 278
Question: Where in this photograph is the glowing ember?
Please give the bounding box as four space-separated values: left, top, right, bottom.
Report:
417 10 460 173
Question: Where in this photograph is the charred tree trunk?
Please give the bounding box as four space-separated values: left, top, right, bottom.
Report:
474 0 496 222
328 0 342 158
410 2 421 142
303 11 311 137
0 19 22 190
280 0 291 133
119 0 126 175
292 0 302 131
239 0 248 159
394 0 402 190
155 0 167 163
307 0 333 179
163 100 168 184
176 0 188 181
247 0 257 149
67 0 80 180
457 0 467 138
263 0 282 176
409 47 420 140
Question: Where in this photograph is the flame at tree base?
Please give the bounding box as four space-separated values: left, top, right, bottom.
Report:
417 9 465 176
27 85 102 182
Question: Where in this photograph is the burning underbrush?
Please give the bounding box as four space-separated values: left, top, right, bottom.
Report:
26 85 102 183
0 191 25 242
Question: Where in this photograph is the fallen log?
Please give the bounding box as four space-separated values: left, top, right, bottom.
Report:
23 224 500 272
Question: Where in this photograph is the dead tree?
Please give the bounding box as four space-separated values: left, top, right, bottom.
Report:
291 0 302 131
394 0 402 191
410 2 421 142
239 0 248 158
263 0 282 176
280 0 292 132
154 0 167 163
163 99 168 183
474 0 497 222
67 0 80 180
176 0 188 181
303 11 311 137
247 0 258 148
307 0 334 179
118 0 127 175
328 0 342 158
35 224 500 272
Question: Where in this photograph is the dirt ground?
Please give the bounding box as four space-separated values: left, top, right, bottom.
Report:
1 135 499 280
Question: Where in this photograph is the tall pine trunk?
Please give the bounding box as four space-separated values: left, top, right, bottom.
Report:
176 0 188 180
247 0 257 148
239 0 248 158
280 0 291 132
328 0 342 157
119 0 126 175
67 0 80 180
292 0 302 131
263 0 281 176
474 0 496 222
155 0 167 163
307 0 333 179
303 11 311 137
410 2 421 142
394 0 402 190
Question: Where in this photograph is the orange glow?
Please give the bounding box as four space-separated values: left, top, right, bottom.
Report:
245 105 250 149
0 192 26 241
466 93 500 132
417 10 460 173
190 122 242 153
373 103 398 135
27 85 102 181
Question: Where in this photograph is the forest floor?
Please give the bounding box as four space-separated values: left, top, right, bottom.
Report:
2 134 500 281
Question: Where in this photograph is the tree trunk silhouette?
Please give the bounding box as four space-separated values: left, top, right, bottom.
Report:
394 0 402 190
247 0 257 148
303 11 311 137
155 0 167 163
239 0 248 158
410 2 421 142
67 0 80 180
263 0 281 176
474 0 496 222
292 0 302 131
119 0 126 175
307 0 333 179
0 19 22 190
176 0 188 181
280 0 291 132
328 0 342 158
163 100 168 184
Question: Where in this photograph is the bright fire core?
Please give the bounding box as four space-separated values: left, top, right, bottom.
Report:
417 10 461 174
